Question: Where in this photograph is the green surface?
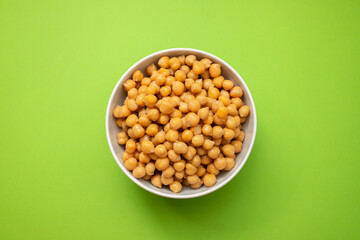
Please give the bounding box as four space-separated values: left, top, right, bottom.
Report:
1 0 360 239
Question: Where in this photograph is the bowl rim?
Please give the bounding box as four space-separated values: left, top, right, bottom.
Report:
106 48 257 199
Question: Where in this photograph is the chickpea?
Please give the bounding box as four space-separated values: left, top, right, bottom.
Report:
170 181 182 193
183 146 196 161
224 157 235 170
158 56 170 68
128 88 138 99
187 70 198 80
188 99 201 112
187 175 200 184
209 64 221 78
149 153 158 161
154 73 165 86
216 106 228 119
124 157 137 170
151 174 162 188
191 82 202 94
190 155 201 167
163 141 173 150
174 170 184 180
229 86 243 97
185 78 194 90
161 174 173 185
131 124 145 138
172 81 185 95
214 157 227 170
201 155 212 165
202 139 215 150
203 79 214 90
237 131 245 142
155 158 170 171
170 96 180 107
180 65 190 74
197 147 207 156
159 68 170 77
138 115 150 127
123 79 136 91
200 70 210 79
181 129 193 142
169 57 181 70
192 134 205 147
222 80 234 91
185 112 200 127
185 55 196 66
178 101 188 113
117 131 128 145
208 87 220 99
241 117 247 123
146 124 158 136
165 76 176 86
222 144 235 157
196 95 208 106
158 114 169 125
185 163 197 175
223 128 235 140
135 93 146 107
114 105 131 118
200 125 211 137
144 94 157 107
212 126 224 139
192 61 205 74
159 86 171 97
138 85 147 94
213 76 224 88
164 123 171 132
230 140 242 153
126 99 138 111
203 173 216 187
162 166 175 178
175 70 186 82
163 129 178 142
168 149 181 162
132 70 144 82
227 104 238 116
125 139 136 153
170 110 182 119
159 101 174 115
219 95 231 106
141 140 154 154
207 163 219 175
239 105 250 117
122 152 134 162
232 98 243 108
138 152 150 164
133 165 146 178
147 108 159 121
173 141 188 154
178 55 185 64
208 146 220 159
184 94 196 103
154 144 167 158
173 160 186 172
116 118 124 128
189 125 201 136
146 63 157 76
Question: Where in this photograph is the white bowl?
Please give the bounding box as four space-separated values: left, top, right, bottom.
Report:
106 48 257 199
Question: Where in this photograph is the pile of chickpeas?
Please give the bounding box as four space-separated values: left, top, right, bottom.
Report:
113 54 250 193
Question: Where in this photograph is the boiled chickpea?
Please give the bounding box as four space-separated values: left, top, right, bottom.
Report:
201 155 212 165
158 56 170 68
138 85 147 94
138 152 150 164
227 104 238 116
132 70 143 82
165 129 179 142
231 140 242 153
144 94 157 107
114 105 131 118
230 86 243 98
203 79 214 90
154 144 167 158
185 163 197 175
173 141 188 154
219 96 231 106
141 140 154 154
188 99 201 112
160 86 171 97
172 81 185 95
200 70 210 79
132 124 145 138
213 76 224 88
185 78 194 90
202 124 213 136
158 114 169 125
125 139 136 153
209 64 221 78
192 134 205 147
171 109 182 118
185 55 196 66
155 158 170 171
138 115 151 127
214 157 227 170
181 129 193 142
208 146 220 159
123 79 136 91
216 106 228 119
222 144 235 157
223 128 235 140
133 165 146 178
187 70 198 80
135 93 146 107
239 105 250 117
200 58 212 69
175 70 186 82
161 174 173 185
197 165 206 177
202 139 215 150
190 125 202 135
151 174 162 188
122 152 134 161
170 181 182 193
212 126 224 139
197 107 209 120
203 174 216 187
180 65 190 74
208 87 220 99
146 63 157 76
170 117 182 130
222 80 233 90
126 99 138 111
193 61 205 74
224 157 235 170
168 149 181 162
237 131 245 142
207 163 219 175
163 166 175 178
197 147 207 156
183 146 196 161
169 57 181 70
241 117 247 123
187 175 200 184
191 82 202 94
178 55 185 64
117 131 128 145
154 73 166 86
146 124 158 136
165 76 176 86
128 88 138 99
159 68 170 77
190 155 201 167
163 141 173 150
174 170 184 180
147 109 159 121
185 112 200 127
124 157 137 171
231 98 243 108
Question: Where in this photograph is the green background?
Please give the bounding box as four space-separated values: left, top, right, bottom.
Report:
1 0 359 239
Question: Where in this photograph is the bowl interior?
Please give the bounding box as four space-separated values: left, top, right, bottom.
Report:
106 48 256 198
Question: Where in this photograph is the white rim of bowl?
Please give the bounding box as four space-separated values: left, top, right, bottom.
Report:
106 48 257 199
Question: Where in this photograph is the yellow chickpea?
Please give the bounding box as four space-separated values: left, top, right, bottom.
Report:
209 64 221 78
191 180 203 189
143 163 155 176
149 153 158 161
200 70 210 79
146 63 157 76
146 124 158 136
178 55 185 64
191 82 202 94
185 78 194 90
169 57 181 70
241 117 247 123
117 133 128 145
141 140 154 154
133 165 146 178
132 70 144 82
162 166 175 178
223 128 235 140
151 174 162 188
216 106 228 119
237 131 245 142
185 112 200 127
183 146 196 161
125 139 136 153
144 94 157 107
135 93 146 107
127 88 138 99
173 141 188 154
159 101 174 115
172 81 185 96
190 125 202 135
169 117 182 130
114 105 131 118
139 152 150 164
207 163 219 175
158 114 169 125
163 141 173 151
192 61 205 74
164 123 171 132
208 146 220 159
159 67 170 77
166 129 179 142
122 152 134 161
200 58 212 69
223 80 234 91
188 99 201 112
187 70 198 80
173 160 186 172
222 144 235 157
155 73 166 86
239 105 250 117
201 155 212 165
159 86 171 97
196 95 208 106
231 140 243 153
170 181 182 193
187 175 200 184
124 157 137 171
203 79 214 90
126 99 138 111
214 157 227 170
132 124 145 138
192 134 205 147
185 163 197 175
213 138 222 146
123 79 136 91
154 144 167 157
125 114 138 127
138 85 147 94
224 157 235 170
165 76 176 86
212 126 224 139
138 115 151 127
155 158 170 171
161 174 173 185
175 70 186 82
185 55 196 66
218 95 231 106
180 65 190 74
196 165 206 177
232 98 243 109
202 139 215 150
190 155 201 167
208 87 220 99
230 86 243 97
181 129 193 142
168 149 181 162
174 170 184 180
202 124 213 136
203 173 216 187
184 94 195 103
227 104 238 116
158 56 170 68
213 76 224 88
147 108 160 121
